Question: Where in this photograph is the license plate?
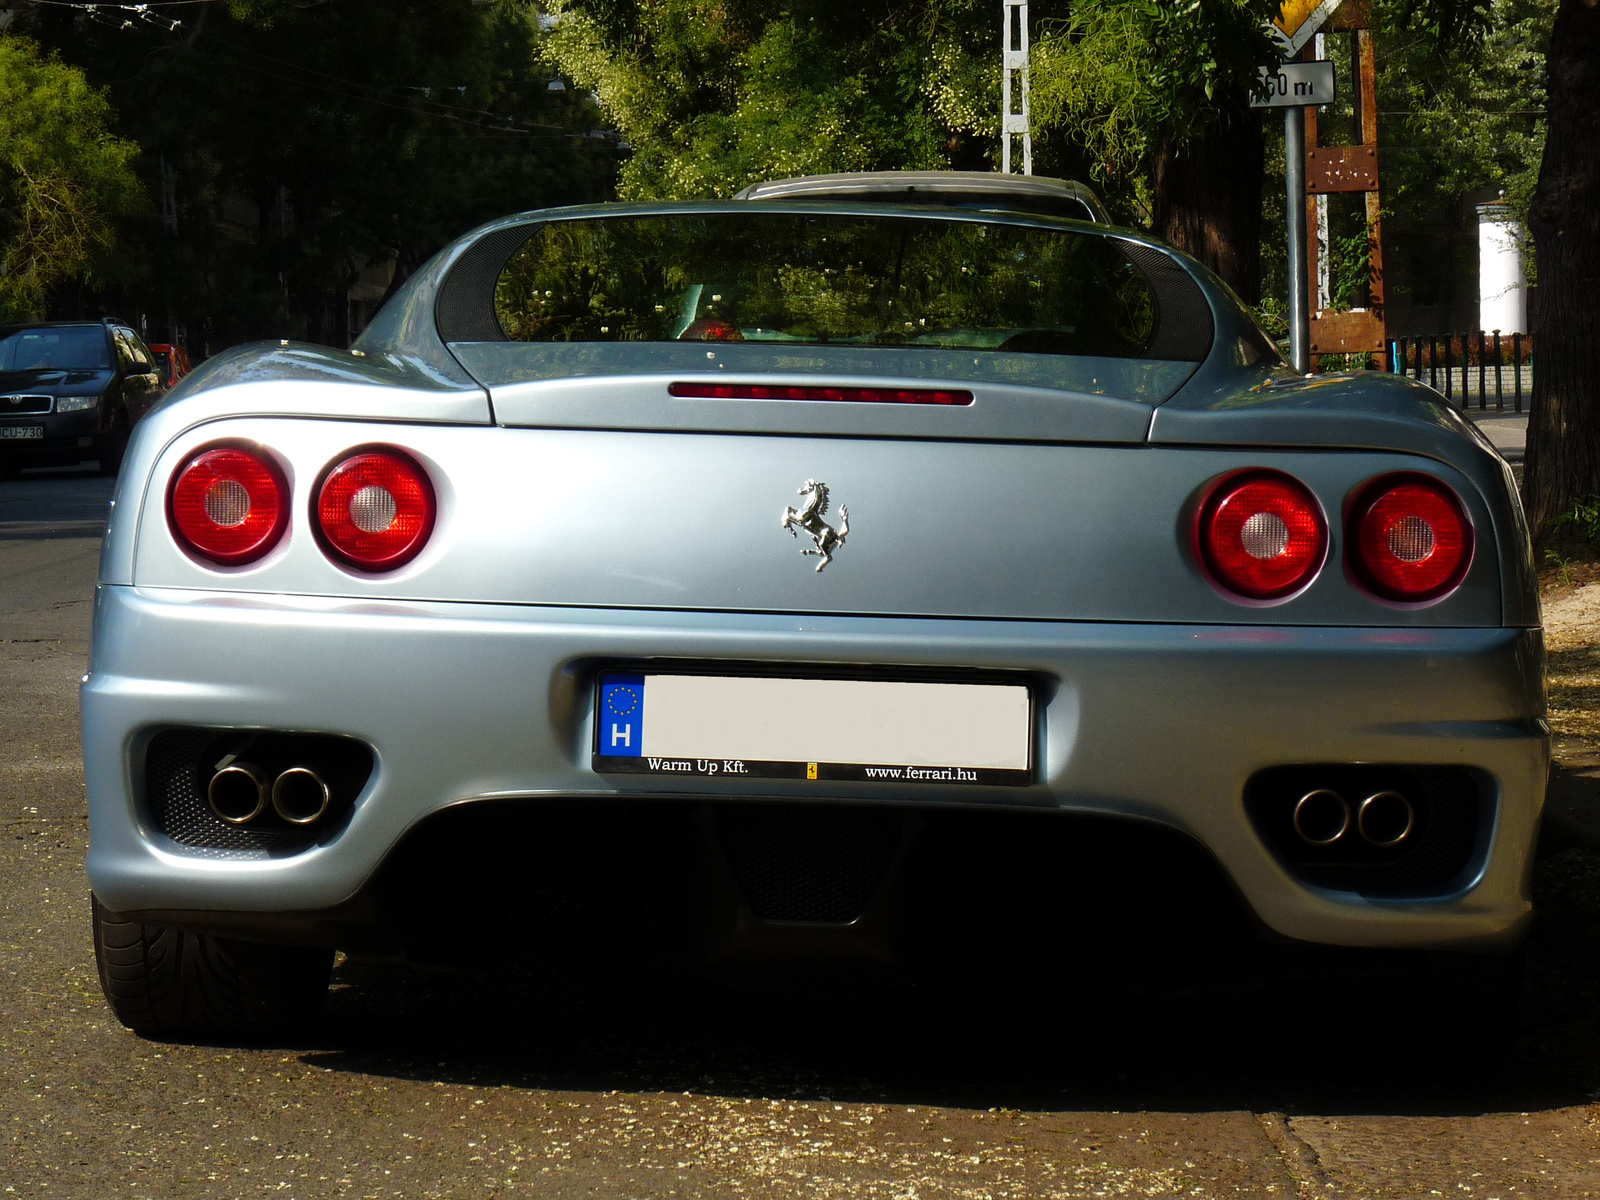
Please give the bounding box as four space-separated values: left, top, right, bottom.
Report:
593 672 1032 785
0 426 42 440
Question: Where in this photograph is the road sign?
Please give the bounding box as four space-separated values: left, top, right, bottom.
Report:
1251 60 1336 108
1273 0 1343 55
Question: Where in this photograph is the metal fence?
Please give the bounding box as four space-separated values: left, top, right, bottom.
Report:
1388 331 1533 412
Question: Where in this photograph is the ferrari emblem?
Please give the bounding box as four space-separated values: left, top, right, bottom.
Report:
781 479 849 572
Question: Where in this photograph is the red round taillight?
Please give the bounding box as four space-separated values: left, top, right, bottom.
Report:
1197 471 1328 600
314 448 435 571
1348 474 1472 602
167 444 288 566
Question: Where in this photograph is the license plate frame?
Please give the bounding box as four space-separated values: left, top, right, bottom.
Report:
592 669 1035 786
0 425 43 440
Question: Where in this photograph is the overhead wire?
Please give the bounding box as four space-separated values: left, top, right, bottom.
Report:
171 42 574 136
186 24 561 128
20 0 585 137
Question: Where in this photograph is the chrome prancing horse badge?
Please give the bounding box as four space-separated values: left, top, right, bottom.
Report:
781 479 849 572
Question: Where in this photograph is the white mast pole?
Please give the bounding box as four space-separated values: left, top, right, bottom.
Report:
1001 1 1031 174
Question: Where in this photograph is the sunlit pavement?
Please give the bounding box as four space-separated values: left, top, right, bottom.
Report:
1465 410 1528 462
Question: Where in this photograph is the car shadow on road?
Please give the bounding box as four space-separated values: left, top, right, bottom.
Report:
0 519 113 541
0 468 114 537
289 834 1600 1121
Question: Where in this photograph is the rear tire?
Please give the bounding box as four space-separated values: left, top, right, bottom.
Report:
95 407 130 477
92 895 333 1038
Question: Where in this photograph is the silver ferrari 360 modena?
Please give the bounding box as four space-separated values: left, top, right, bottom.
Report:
84 173 1544 1038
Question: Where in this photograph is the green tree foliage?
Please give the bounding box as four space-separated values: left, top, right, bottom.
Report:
1377 0 1553 301
1030 0 1279 301
545 0 1279 298
0 37 142 322
545 0 1276 210
544 0 966 201
1025 0 1279 211
19 0 611 347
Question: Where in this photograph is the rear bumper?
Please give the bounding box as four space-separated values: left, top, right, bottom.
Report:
82 584 1547 951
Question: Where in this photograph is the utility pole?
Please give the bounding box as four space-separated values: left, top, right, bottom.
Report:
1000 0 1031 175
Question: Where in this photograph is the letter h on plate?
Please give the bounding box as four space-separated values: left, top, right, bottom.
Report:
599 674 645 757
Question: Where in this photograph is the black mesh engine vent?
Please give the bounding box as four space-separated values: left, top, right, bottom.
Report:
717 805 904 924
1120 240 1216 362
144 728 374 856
435 223 534 343
1244 765 1488 897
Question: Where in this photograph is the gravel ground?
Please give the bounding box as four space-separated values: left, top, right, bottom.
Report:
1542 569 1600 754
5 469 1600 1198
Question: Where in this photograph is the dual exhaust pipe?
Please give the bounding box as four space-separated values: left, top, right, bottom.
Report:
1292 788 1414 848
208 761 332 826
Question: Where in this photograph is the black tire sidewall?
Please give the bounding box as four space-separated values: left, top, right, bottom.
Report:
96 407 130 476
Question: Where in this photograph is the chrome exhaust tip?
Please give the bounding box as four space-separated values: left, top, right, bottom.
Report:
1292 788 1350 845
271 765 331 825
1358 791 1415 847
208 762 269 824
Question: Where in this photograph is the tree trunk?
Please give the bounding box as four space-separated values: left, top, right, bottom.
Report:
1521 0 1600 533
1151 99 1264 306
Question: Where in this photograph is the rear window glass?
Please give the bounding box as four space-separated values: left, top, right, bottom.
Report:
0 326 111 371
493 214 1157 358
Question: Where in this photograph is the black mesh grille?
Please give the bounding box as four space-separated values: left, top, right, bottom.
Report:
2 394 54 414
717 805 903 923
1244 765 1488 896
144 728 373 856
435 224 533 342
1120 241 1215 362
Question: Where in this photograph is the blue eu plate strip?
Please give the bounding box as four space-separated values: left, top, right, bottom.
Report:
598 673 645 757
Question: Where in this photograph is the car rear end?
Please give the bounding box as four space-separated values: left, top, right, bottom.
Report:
82 204 1544 1029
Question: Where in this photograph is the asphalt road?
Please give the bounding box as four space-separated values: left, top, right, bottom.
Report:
6 469 1600 1199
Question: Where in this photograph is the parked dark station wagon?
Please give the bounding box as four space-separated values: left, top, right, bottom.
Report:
0 319 165 477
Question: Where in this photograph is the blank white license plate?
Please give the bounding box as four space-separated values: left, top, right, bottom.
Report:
593 672 1032 786
0 426 42 439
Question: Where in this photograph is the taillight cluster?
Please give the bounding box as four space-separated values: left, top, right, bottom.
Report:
314 450 435 570
169 446 289 565
1347 475 1472 601
168 442 435 571
1196 469 1473 605
1197 472 1326 600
